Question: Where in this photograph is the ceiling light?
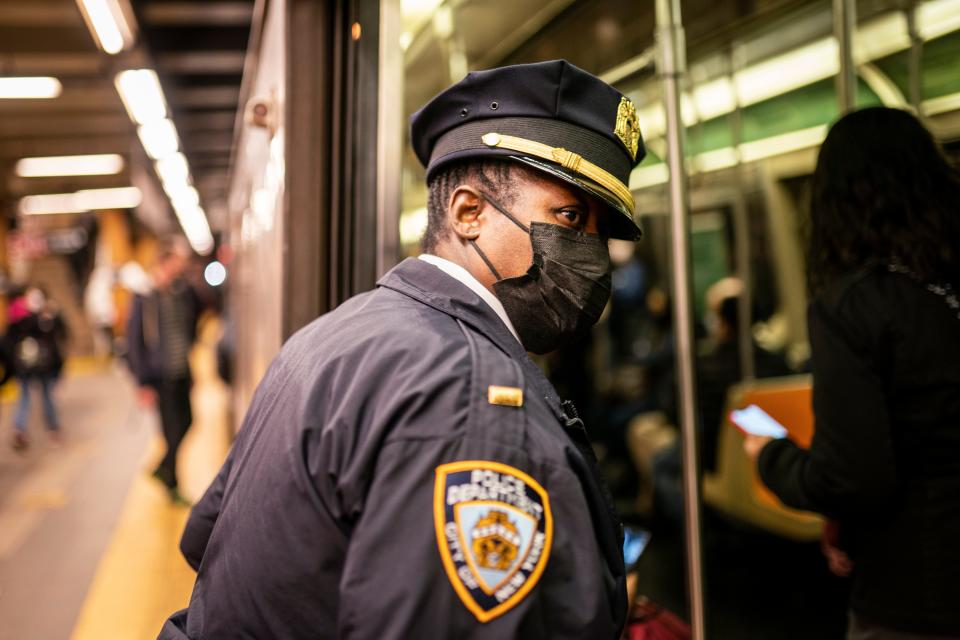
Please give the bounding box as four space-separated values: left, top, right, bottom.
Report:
76 0 134 54
738 124 827 163
923 91 960 116
169 185 200 213
918 0 960 41
155 153 189 185
693 147 739 173
16 154 124 177
735 38 838 106
692 77 737 121
855 12 909 62
20 186 142 215
173 206 214 254
629 164 670 190
115 69 167 124
0 77 62 99
137 119 179 160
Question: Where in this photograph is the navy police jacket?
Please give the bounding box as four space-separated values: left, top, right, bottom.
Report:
160 257 627 639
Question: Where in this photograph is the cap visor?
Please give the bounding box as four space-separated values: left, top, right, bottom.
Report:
510 155 642 240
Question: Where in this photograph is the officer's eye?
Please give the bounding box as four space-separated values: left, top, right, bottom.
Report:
556 208 585 228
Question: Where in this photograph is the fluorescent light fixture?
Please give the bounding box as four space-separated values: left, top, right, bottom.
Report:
855 12 909 62
923 91 960 115
16 154 124 177
0 77 62 99
20 186 142 215
401 0 444 14
693 147 739 173
115 69 167 124
155 152 189 185
629 124 829 191
173 205 214 255
680 93 698 127
169 185 200 213
633 5 960 142
693 77 737 121
137 119 179 160
161 178 189 200
738 124 827 163
76 0 134 54
637 103 666 140
735 38 838 106
629 164 670 190
918 0 960 41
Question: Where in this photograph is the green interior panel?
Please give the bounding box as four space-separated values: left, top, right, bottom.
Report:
873 30 960 101
690 215 731 318
919 31 960 99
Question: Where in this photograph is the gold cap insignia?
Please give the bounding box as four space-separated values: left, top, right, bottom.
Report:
614 96 640 161
488 385 523 407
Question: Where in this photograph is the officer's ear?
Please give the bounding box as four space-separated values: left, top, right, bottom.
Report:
448 185 484 241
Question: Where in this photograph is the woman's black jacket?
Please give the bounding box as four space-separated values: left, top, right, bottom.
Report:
759 267 960 635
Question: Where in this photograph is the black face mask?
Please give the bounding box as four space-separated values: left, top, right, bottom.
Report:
470 194 612 354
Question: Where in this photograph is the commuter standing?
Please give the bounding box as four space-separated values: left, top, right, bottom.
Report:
7 287 66 451
745 107 960 638
126 242 200 504
159 60 647 639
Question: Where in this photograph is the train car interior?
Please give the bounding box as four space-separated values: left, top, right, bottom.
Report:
389 0 960 636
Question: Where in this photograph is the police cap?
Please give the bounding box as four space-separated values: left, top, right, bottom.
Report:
410 59 645 240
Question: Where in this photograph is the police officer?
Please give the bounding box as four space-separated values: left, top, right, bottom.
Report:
159 59 645 639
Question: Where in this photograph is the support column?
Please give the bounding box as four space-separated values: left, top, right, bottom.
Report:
906 1 924 116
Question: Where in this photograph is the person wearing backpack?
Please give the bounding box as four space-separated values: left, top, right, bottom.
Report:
8 286 67 451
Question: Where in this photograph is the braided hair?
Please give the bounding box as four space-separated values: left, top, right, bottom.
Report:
421 159 519 253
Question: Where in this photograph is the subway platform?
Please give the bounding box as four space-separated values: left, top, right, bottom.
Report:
0 321 229 640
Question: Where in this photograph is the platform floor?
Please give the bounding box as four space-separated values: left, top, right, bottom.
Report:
0 324 230 640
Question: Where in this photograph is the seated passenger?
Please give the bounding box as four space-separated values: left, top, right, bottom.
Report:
744 107 960 638
698 281 792 472
628 278 790 521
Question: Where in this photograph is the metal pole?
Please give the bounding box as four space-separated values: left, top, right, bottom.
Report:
833 0 857 114
906 1 924 116
655 0 706 637
728 45 755 382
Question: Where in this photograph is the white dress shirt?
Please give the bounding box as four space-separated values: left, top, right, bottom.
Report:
418 254 521 344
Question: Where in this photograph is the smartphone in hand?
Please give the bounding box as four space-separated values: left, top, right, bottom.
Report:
623 526 651 570
729 404 788 439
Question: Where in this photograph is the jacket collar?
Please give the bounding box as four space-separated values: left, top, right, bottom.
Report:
377 258 527 361
378 258 567 419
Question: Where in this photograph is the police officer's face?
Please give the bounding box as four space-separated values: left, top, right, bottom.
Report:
447 167 610 291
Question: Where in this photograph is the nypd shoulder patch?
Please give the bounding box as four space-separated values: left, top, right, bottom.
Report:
434 460 553 623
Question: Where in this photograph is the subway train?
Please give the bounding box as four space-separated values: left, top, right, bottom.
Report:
222 0 960 637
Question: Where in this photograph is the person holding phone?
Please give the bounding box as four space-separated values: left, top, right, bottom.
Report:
744 108 960 639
